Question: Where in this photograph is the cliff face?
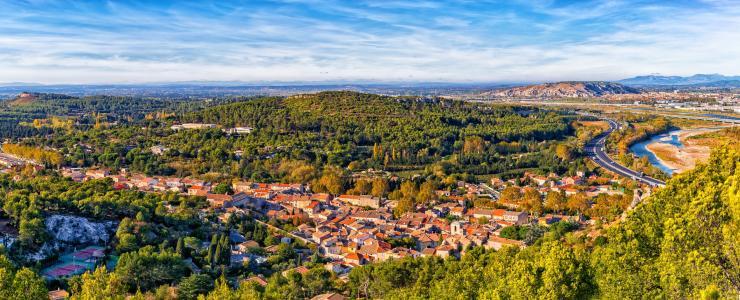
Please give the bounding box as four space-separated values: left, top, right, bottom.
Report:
45 215 114 244
20 215 116 261
487 81 640 98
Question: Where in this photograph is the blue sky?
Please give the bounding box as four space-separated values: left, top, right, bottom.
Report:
0 0 738 84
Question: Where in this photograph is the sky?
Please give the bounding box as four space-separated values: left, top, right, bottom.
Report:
0 0 739 84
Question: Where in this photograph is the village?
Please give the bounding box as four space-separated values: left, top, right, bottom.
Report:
52 163 637 284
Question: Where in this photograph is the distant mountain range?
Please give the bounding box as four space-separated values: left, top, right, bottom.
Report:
619 74 740 86
485 81 639 98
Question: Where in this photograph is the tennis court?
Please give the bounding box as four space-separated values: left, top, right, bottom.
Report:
44 263 87 277
43 246 107 279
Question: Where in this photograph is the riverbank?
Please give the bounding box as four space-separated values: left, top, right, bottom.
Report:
644 128 722 174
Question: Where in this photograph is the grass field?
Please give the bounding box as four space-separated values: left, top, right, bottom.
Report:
574 120 610 131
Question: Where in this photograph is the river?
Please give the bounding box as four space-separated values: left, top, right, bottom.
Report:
629 130 684 176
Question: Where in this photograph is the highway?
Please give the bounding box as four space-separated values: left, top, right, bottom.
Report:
584 118 666 187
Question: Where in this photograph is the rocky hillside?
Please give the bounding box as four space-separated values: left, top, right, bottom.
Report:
21 215 116 261
8 92 39 106
46 215 115 245
486 81 640 98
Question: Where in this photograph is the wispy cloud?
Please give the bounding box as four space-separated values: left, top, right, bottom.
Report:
0 0 738 84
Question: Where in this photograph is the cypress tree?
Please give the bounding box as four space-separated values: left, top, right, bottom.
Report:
214 243 222 266
176 237 185 257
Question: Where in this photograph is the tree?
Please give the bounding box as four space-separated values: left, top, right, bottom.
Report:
303 268 332 297
11 268 47 300
117 233 138 253
500 186 522 205
394 198 414 218
212 183 233 195
0 268 12 300
202 275 238 300
177 274 214 300
371 178 389 198
351 180 372 195
399 181 417 201
555 144 573 161
537 241 591 299
72 266 127 300
18 216 46 246
521 188 544 216
544 191 566 213
289 164 317 183
566 193 589 214
463 136 485 155
499 226 522 240
114 247 188 292
317 167 344 195
416 181 438 205
176 237 185 257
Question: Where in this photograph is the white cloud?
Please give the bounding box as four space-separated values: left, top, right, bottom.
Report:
0 0 738 83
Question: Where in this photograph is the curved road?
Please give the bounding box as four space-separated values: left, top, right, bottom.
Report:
584 118 666 187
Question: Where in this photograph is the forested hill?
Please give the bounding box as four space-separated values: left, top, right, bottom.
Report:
334 146 739 299
0 92 248 139
176 91 574 176
181 91 571 143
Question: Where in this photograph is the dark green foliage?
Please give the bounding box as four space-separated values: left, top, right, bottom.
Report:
211 183 233 195
180 92 571 173
114 246 188 292
177 274 214 300
384 237 416 249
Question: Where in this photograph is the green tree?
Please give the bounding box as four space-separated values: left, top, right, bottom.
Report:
177 274 213 300
212 183 233 195
114 247 188 292
176 237 185 257
71 266 127 300
11 268 47 300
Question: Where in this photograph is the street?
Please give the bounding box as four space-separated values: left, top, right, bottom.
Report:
584 118 666 187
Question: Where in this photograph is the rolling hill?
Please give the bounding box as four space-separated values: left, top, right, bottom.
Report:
484 81 640 98
8 92 38 106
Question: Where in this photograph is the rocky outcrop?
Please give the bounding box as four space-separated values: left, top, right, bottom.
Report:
17 215 116 262
45 215 116 245
486 81 640 98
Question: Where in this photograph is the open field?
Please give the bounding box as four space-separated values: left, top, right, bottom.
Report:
574 120 610 131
